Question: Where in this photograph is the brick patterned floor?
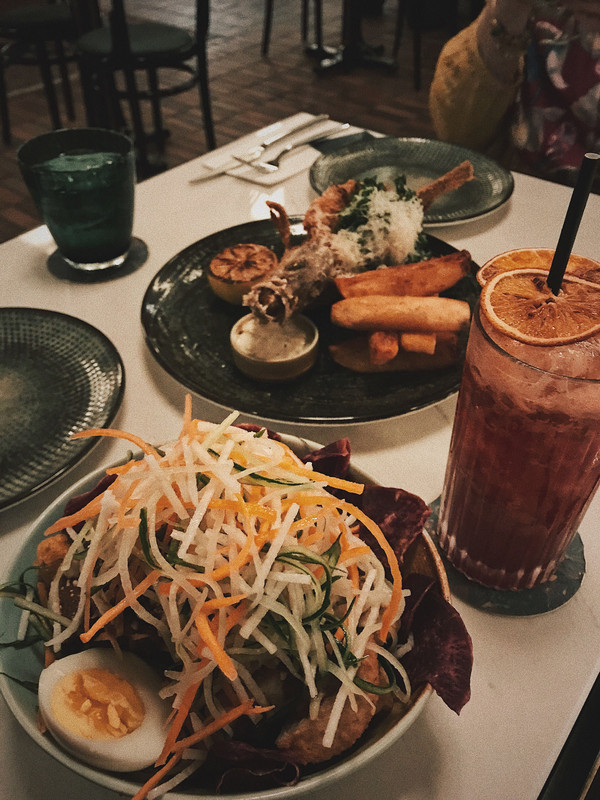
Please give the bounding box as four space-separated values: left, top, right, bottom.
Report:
0 0 455 244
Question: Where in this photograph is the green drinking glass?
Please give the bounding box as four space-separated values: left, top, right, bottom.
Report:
18 128 136 272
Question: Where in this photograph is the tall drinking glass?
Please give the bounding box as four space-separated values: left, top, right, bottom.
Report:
438 252 600 591
18 128 135 272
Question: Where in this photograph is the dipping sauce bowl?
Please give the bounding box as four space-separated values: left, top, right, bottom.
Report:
230 313 319 381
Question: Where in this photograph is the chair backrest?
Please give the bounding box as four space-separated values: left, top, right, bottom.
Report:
68 0 101 36
108 0 132 58
195 0 209 46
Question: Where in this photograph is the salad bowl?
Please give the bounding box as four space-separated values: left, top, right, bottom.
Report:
0 433 451 799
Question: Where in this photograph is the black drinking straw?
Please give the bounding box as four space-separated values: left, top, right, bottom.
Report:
547 152 600 295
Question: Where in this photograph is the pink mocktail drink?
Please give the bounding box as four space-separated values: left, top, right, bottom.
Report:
438 258 600 591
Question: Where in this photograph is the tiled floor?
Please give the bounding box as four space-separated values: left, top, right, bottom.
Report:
0 0 458 244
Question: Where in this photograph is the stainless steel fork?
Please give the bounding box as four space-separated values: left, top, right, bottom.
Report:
233 114 330 164
188 115 331 184
234 122 349 174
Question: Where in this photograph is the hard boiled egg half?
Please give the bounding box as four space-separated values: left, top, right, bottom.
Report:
38 648 171 772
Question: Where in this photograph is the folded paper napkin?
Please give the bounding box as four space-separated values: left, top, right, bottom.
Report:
195 113 371 186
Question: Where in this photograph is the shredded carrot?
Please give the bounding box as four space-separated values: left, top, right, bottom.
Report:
80 569 161 644
181 393 193 438
208 497 277 522
286 463 364 494
169 700 271 754
338 546 371 562
337 499 403 641
223 599 247 634
277 443 364 494
105 459 140 476
255 517 274 548
195 611 237 681
131 751 183 800
71 427 162 459
117 480 141 528
289 507 330 534
299 527 328 548
202 594 247 611
346 560 359 590
45 495 103 536
296 467 364 494
208 532 254 582
155 671 205 766
243 484 263 503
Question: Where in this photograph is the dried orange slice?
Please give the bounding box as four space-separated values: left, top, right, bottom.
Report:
208 243 278 305
480 268 600 346
476 248 600 287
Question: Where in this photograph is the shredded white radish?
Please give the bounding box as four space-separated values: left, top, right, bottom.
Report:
16 587 34 641
146 754 205 800
39 409 413 784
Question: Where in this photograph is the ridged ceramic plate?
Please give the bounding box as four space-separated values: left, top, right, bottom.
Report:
141 219 480 424
0 308 124 509
310 137 514 226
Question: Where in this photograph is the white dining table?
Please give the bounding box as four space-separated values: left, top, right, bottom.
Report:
1 115 599 800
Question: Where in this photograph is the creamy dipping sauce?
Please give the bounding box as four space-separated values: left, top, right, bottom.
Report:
234 315 313 361
230 313 319 381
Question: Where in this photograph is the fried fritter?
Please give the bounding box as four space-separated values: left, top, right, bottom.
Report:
276 648 382 765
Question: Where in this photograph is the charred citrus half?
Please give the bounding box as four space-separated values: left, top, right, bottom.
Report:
208 243 278 305
480 268 600 346
476 248 600 287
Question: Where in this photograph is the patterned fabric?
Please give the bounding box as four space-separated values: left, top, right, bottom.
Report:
512 3 600 185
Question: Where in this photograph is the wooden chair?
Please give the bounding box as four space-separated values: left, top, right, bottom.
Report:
262 0 324 58
75 0 215 174
0 1 78 144
393 0 459 91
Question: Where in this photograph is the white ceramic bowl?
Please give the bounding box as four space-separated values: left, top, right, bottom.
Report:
230 314 319 381
0 434 449 800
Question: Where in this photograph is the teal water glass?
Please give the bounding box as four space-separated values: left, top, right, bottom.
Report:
18 128 135 272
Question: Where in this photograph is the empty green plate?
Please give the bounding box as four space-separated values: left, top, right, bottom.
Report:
0 308 124 509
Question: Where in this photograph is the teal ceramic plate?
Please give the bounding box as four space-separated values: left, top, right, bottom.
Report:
309 137 514 226
141 219 481 424
0 308 124 510
0 438 446 799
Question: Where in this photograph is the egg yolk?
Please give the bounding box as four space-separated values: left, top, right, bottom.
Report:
51 668 145 740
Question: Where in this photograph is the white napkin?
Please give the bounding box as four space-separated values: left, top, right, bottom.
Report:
195 113 349 186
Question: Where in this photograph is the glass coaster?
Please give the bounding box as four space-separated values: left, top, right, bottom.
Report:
425 497 585 616
47 237 148 283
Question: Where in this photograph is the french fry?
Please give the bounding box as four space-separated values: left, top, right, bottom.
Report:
330 334 460 373
417 161 475 212
369 331 399 364
335 251 472 298
400 332 437 354
331 295 471 333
